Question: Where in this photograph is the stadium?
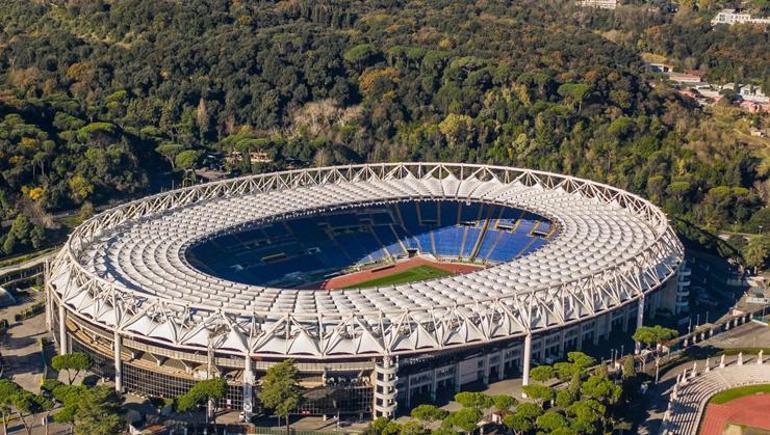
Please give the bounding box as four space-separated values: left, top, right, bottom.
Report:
44 162 684 419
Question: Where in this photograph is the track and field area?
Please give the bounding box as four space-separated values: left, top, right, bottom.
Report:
700 391 770 435
342 265 453 289
319 257 483 290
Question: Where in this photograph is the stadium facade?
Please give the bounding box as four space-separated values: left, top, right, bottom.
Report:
44 163 684 419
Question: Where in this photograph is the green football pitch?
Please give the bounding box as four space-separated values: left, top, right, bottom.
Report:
343 265 453 289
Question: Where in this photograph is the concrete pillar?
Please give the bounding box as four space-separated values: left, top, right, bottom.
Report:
483 354 491 384
113 331 123 393
521 333 532 396
558 329 566 355
45 284 53 331
58 302 68 355
635 295 645 354
243 354 254 417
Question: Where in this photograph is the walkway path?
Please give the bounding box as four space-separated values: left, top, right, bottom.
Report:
0 291 49 393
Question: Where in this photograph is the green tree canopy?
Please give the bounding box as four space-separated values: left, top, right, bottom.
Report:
258 359 302 428
632 325 678 347
568 399 606 433
411 404 448 421
453 392 492 409
503 412 534 435
51 352 92 385
522 384 555 404
529 365 555 382
536 410 568 432
174 149 201 171
445 407 481 433
581 375 622 405
155 142 186 168
492 394 517 412
176 377 227 413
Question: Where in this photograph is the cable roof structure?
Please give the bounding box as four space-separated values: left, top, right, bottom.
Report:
47 163 683 360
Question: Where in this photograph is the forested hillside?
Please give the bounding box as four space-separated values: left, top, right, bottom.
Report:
585 1 770 90
0 0 769 261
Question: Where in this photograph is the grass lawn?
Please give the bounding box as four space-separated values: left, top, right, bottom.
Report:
709 384 770 404
344 265 453 289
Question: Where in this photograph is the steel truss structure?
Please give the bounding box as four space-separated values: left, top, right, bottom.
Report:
46 163 684 361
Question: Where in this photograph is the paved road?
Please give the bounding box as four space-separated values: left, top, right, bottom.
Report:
0 292 72 434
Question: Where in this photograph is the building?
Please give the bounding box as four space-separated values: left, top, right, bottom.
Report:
45 163 684 419
738 84 769 104
576 0 618 9
712 9 770 25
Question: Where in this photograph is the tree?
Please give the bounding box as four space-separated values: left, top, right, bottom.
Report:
529 365 555 382
343 44 379 70
68 174 94 204
399 421 425 435
581 375 622 405
0 379 53 435
567 352 596 370
568 399 606 433
177 377 227 427
0 380 19 435
522 384 555 405
370 417 390 434
51 353 92 384
3 214 31 255
632 325 678 348
258 359 302 433
492 394 517 413
453 392 492 409
411 404 448 421
513 402 543 420
42 382 122 435
503 412 533 435
743 235 770 270
174 149 200 171
555 388 578 408
155 142 186 169
557 83 590 111
446 407 481 434
536 410 568 432
622 356 636 379
553 362 579 380
72 386 123 435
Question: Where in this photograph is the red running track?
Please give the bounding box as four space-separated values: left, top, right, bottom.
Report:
700 394 770 435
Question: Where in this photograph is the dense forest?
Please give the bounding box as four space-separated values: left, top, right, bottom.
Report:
587 0 770 89
0 0 769 262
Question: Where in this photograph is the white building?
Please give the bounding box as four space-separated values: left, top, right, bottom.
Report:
738 84 769 104
712 9 770 25
576 0 618 10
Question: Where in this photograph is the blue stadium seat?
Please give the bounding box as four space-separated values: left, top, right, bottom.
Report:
187 200 556 286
